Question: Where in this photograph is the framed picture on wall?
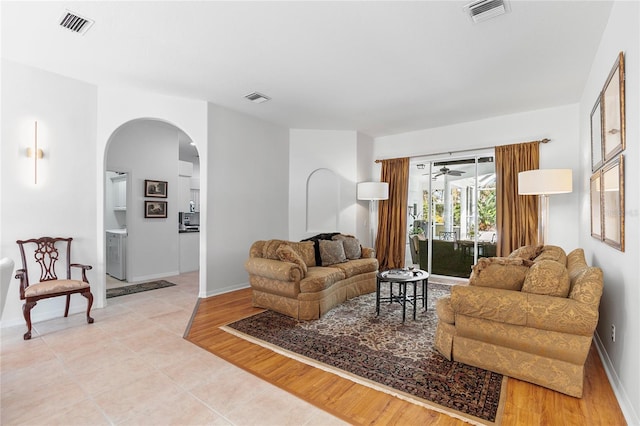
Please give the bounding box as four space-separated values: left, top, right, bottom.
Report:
601 52 625 163
145 179 168 198
601 155 624 251
590 172 602 240
590 96 604 172
145 201 168 218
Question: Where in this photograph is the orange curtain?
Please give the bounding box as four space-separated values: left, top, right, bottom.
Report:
495 142 540 256
375 158 409 270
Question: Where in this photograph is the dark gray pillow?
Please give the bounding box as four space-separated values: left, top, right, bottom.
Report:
332 235 361 259
319 240 347 266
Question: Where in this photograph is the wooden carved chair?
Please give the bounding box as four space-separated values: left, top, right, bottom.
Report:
15 237 94 340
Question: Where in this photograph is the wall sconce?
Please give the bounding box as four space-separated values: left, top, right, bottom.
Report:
26 121 44 184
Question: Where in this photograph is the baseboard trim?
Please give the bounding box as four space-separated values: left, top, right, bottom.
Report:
201 282 249 298
128 271 180 284
593 331 639 425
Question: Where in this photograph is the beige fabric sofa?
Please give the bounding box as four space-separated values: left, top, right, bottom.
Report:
435 245 603 397
245 238 378 320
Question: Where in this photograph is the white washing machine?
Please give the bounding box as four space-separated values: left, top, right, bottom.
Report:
106 230 127 280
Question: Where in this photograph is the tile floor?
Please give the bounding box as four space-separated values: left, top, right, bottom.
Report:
1 272 346 425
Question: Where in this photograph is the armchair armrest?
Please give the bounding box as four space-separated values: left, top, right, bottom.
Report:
451 285 599 336
71 263 92 282
244 258 303 282
451 286 528 326
15 268 27 299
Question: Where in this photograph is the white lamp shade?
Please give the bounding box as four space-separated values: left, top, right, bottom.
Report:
357 182 389 200
518 169 573 195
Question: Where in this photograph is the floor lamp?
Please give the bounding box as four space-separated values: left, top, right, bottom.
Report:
357 182 389 248
518 169 572 245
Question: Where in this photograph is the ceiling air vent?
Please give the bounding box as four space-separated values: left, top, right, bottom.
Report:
59 10 94 35
244 92 271 104
464 0 508 23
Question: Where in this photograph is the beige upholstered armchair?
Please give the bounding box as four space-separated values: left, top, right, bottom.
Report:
435 246 603 397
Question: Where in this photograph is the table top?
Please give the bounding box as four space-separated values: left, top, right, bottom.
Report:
377 269 429 282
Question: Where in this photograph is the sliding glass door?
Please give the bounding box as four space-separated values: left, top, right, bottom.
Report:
408 155 496 278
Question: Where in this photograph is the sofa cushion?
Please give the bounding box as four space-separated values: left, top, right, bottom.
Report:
276 244 308 277
522 260 570 297
299 267 346 293
319 239 348 266
508 245 543 261
332 235 362 260
534 245 567 266
332 258 377 278
301 233 341 266
468 257 533 291
566 248 588 290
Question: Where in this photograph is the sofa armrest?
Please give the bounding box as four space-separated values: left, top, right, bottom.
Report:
244 258 303 282
451 285 599 336
451 286 528 326
361 247 375 259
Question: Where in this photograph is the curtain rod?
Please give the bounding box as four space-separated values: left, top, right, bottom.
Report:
374 138 550 163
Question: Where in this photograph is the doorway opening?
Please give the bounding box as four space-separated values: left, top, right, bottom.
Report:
103 119 201 293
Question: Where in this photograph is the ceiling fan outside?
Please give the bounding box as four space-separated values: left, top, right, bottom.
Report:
433 166 466 178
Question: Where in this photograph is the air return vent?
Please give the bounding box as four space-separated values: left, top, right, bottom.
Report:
244 92 271 104
464 0 508 23
59 10 94 35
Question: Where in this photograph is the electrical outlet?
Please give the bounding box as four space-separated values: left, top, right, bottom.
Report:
611 324 616 343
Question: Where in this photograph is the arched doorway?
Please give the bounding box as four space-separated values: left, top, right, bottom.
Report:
103 118 202 298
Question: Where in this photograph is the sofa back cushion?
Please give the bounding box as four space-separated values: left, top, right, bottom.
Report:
469 257 533 291
534 245 567 266
522 260 570 297
301 233 341 266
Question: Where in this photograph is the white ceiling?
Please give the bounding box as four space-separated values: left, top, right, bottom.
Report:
1 1 613 138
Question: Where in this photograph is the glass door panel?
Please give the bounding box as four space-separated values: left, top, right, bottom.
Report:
408 156 496 278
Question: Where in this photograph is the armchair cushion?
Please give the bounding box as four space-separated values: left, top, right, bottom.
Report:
276 244 308 277
23 279 89 297
522 260 570 297
534 245 567 265
508 244 543 260
468 257 533 291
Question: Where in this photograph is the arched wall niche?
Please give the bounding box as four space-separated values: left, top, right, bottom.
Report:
306 168 340 232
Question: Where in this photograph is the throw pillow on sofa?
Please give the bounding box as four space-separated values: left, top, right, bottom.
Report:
276 244 308 276
319 239 348 266
469 257 534 291
508 244 543 261
332 235 362 259
301 233 341 266
533 245 567 265
521 259 570 297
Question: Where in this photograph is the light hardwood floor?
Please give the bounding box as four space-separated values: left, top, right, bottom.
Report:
186 288 627 426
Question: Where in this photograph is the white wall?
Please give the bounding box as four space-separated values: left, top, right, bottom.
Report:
374 104 581 249
205 103 289 296
106 120 181 282
578 2 639 423
0 60 98 326
97 87 208 300
289 130 359 242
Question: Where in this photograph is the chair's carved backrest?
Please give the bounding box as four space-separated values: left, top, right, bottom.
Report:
17 237 73 286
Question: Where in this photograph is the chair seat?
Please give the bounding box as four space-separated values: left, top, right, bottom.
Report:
24 280 89 298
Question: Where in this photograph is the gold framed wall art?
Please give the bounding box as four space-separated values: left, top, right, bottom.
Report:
601 155 624 251
601 52 625 162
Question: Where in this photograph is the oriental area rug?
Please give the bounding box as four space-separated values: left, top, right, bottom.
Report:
222 283 506 425
106 280 176 298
